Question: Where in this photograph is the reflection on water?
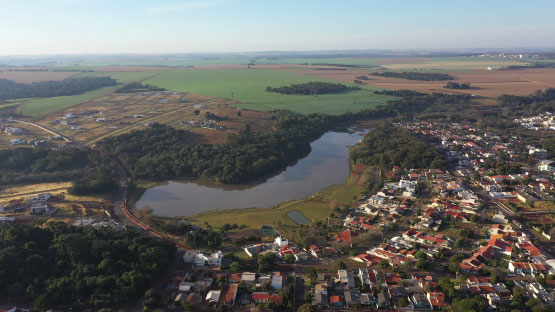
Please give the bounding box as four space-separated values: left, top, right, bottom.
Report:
137 130 365 217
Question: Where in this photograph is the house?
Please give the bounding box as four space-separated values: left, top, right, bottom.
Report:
275 236 289 247
330 295 344 307
538 160 555 172
335 229 357 244
63 113 77 119
244 245 261 257
28 193 52 203
412 293 431 310
360 293 377 307
427 292 447 310
205 290 221 303
251 292 270 303
241 272 256 285
224 283 238 305
529 148 548 159
31 204 50 215
312 290 329 307
10 138 26 145
344 290 360 307
185 292 202 305
183 250 222 267
178 282 195 293
508 262 549 276
271 274 283 290
269 294 284 305
377 291 392 309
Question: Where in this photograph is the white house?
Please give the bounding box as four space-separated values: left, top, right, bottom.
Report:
206 290 221 303
63 113 76 119
183 250 222 267
529 148 548 160
28 193 52 203
31 204 50 215
275 236 288 248
538 160 555 172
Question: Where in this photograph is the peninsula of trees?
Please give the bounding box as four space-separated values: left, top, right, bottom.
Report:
351 125 447 169
370 71 455 81
266 82 360 95
0 77 117 100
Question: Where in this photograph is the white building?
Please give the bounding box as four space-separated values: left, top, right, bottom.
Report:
183 250 223 267
31 204 50 215
275 236 289 248
28 193 52 203
206 290 221 303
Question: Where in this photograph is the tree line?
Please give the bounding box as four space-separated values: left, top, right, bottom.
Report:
370 71 455 81
0 147 119 195
0 222 176 310
115 82 166 93
0 77 117 100
350 124 448 169
444 82 471 89
266 81 360 95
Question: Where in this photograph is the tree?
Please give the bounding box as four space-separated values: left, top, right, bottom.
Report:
398 297 409 307
297 303 316 312
379 260 390 269
284 254 295 264
439 278 455 299
333 260 347 270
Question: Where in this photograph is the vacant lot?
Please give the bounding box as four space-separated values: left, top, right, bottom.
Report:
145 68 392 114
0 70 78 83
37 90 274 145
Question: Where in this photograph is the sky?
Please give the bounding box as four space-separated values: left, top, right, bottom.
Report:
1 0 555 55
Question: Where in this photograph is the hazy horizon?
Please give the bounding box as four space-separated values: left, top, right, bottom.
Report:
1 0 555 56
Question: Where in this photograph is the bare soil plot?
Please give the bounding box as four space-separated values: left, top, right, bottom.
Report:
0 70 78 83
0 120 58 150
93 66 172 72
37 91 275 145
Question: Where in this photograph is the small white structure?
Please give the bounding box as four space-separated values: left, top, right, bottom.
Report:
275 236 289 248
4 127 25 135
241 272 257 285
63 113 76 119
206 290 221 303
96 117 106 122
492 213 508 224
10 138 26 145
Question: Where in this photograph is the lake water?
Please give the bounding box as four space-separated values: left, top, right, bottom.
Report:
137 130 365 217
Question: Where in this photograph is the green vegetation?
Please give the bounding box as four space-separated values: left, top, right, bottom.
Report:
115 82 166 93
266 81 360 95
351 125 447 169
370 71 455 81
444 82 471 89
145 68 392 114
0 77 116 100
98 113 336 183
0 147 118 195
0 222 176 310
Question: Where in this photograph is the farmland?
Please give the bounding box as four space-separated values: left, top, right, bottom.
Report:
145 68 393 114
0 70 78 83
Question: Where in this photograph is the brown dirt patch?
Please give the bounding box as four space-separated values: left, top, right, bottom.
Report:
93 66 172 72
225 229 266 242
0 70 79 84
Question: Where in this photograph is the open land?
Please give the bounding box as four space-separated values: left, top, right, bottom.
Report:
144 68 393 114
0 70 79 83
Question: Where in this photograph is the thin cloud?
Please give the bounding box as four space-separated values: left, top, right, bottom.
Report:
147 0 227 14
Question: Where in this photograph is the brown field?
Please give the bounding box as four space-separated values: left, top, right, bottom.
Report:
0 70 78 83
284 67 555 98
93 66 172 72
37 91 275 145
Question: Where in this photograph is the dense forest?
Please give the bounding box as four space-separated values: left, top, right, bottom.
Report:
498 88 555 115
0 77 117 100
444 82 471 89
115 82 166 93
0 222 175 309
98 113 337 183
266 82 360 95
370 71 455 81
0 147 119 195
351 125 448 169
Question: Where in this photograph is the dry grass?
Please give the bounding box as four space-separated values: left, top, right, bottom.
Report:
0 182 71 201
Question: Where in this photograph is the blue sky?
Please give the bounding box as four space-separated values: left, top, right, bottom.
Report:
1 0 554 55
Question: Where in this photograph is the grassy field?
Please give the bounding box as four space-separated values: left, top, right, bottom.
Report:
18 71 165 119
185 168 365 228
145 68 392 114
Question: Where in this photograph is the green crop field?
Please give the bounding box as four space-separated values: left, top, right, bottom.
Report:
145 68 393 114
19 71 165 119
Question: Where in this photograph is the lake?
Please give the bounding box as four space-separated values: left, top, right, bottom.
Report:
136 130 365 217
